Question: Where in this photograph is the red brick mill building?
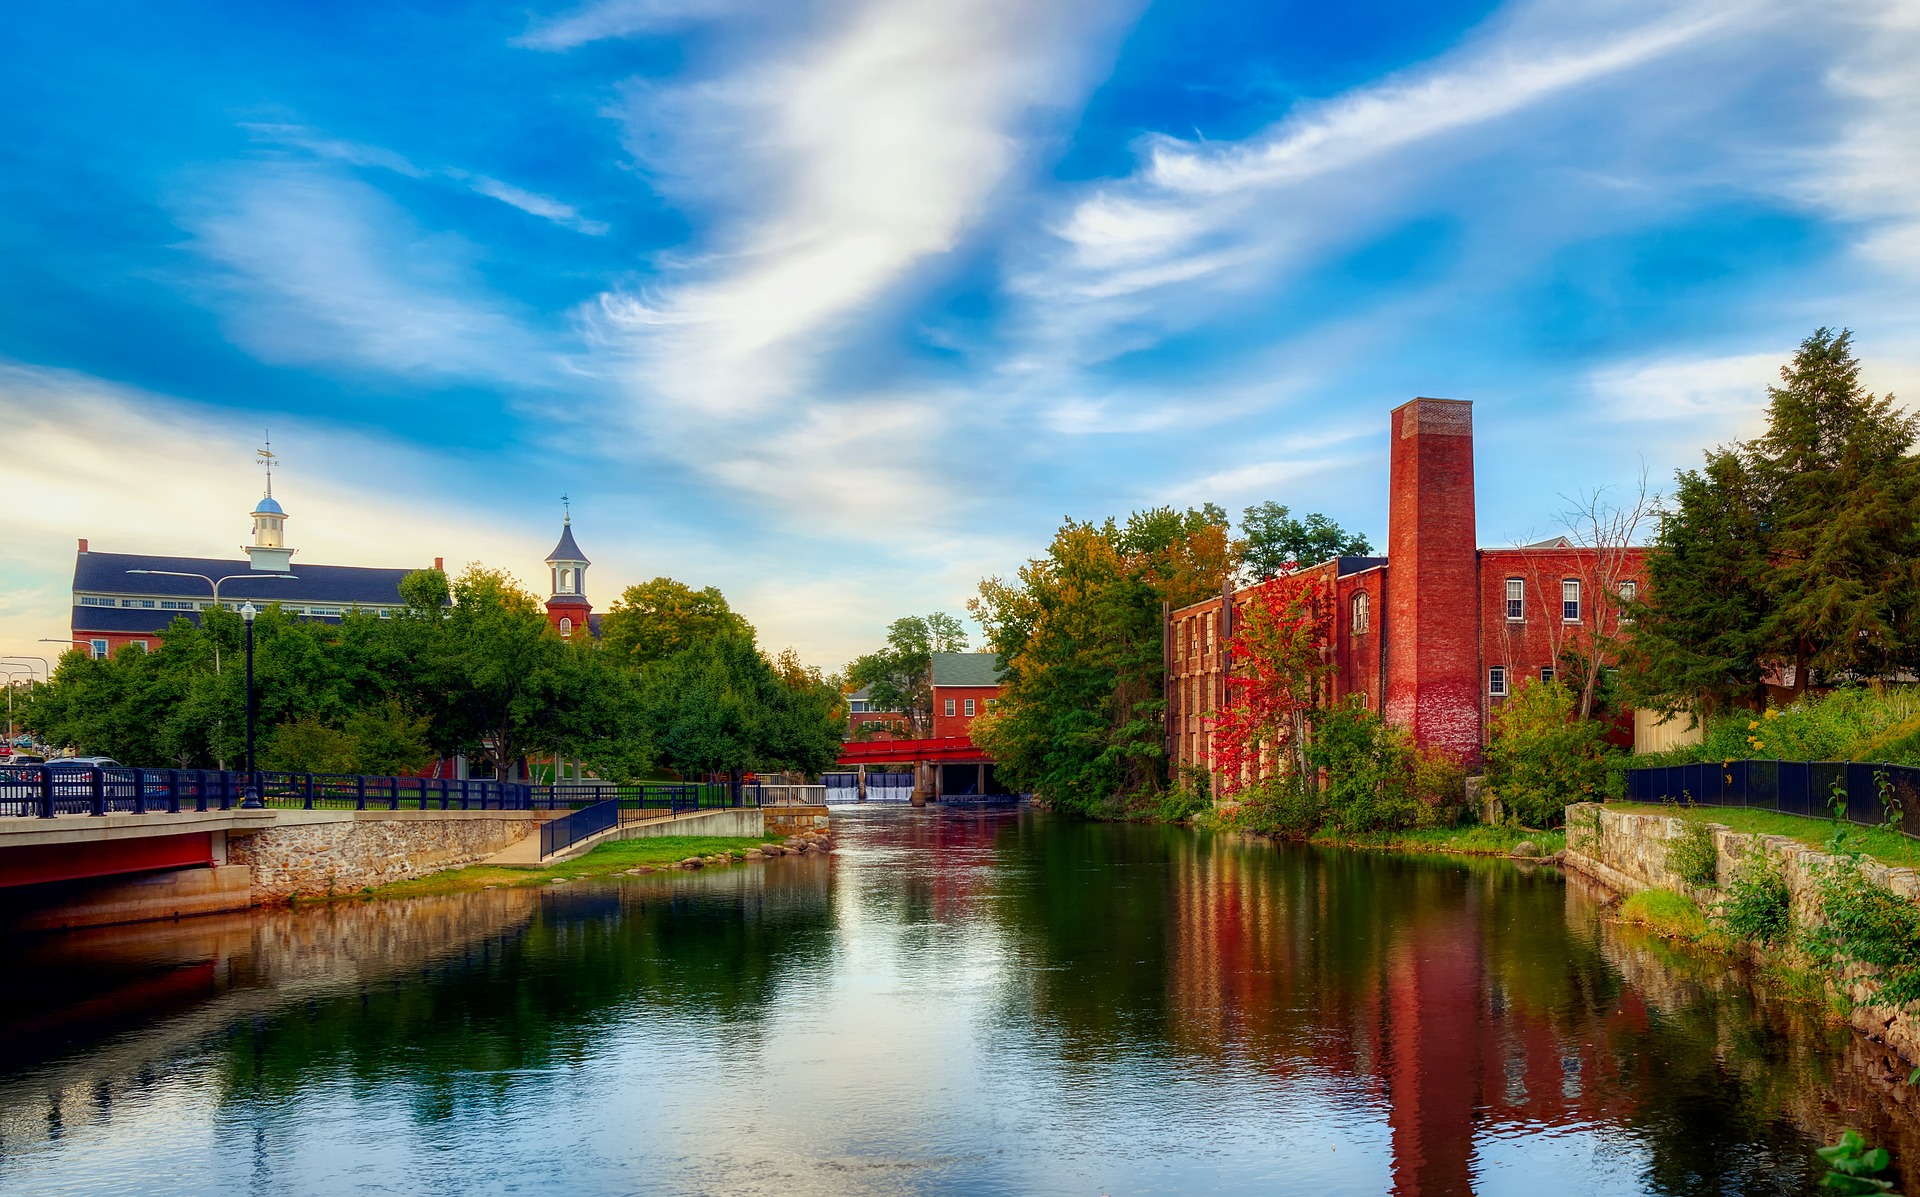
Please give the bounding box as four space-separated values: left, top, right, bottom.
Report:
1168 398 1650 785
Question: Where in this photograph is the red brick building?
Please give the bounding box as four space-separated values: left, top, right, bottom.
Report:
1168 398 1646 784
929 652 1004 739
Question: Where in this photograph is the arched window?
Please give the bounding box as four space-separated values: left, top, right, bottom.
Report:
559 617 574 636
1351 591 1370 635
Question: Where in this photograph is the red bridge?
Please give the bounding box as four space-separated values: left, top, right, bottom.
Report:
836 736 989 765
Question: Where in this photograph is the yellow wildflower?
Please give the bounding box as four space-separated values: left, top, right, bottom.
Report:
1749 720 1760 730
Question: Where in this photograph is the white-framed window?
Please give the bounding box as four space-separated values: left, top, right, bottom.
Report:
985 699 997 713
1352 592 1370 635
89 639 108 659
944 699 956 717
850 699 867 713
1618 579 1637 623
1541 666 1555 684
559 617 574 635
160 600 194 610
1505 578 1525 621
131 640 148 652
79 595 115 608
121 598 155 608
964 699 976 717
1488 666 1508 698
1561 579 1582 623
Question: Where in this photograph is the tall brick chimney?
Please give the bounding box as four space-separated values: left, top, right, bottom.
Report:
1384 398 1481 764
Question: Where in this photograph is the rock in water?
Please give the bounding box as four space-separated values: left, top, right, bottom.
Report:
1511 840 1540 858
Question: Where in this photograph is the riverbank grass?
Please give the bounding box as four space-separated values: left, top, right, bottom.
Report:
1309 824 1566 857
351 835 777 901
1618 888 1714 941
1607 802 1920 870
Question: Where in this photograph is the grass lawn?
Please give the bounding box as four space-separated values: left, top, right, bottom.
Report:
1606 802 1920 871
1310 823 1567 857
349 835 782 901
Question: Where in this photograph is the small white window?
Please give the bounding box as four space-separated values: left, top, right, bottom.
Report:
1562 579 1582 623
90 639 108 659
1505 578 1524 621
131 640 149 652
1618 580 1637 623
559 617 574 635
1540 666 1554 684
964 699 976 717
1488 666 1508 698
985 699 997 713
1352 592 1370 635
944 699 956 717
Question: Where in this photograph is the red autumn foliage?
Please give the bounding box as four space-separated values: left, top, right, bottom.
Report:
1205 571 1336 796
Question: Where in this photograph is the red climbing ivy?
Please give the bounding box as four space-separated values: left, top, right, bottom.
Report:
1205 571 1336 797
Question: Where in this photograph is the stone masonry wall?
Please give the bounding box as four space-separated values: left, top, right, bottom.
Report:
229 810 542 901
1564 801 1920 1066
764 805 831 838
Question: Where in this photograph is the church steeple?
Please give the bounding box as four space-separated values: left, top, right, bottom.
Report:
544 496 591 638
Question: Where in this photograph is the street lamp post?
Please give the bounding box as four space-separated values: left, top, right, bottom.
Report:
241 602 262 808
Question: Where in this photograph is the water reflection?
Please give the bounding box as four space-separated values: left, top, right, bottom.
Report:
0 809 1912 1196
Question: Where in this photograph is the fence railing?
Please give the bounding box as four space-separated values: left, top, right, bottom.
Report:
541 797 620 858
0 766 762 821
1623 758 1920 838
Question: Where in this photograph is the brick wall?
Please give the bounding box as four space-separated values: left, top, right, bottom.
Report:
931 685 1002 738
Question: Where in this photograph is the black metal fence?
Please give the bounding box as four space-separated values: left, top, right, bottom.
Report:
0 765 758 821
1623 758 1920 838
541 798 620 858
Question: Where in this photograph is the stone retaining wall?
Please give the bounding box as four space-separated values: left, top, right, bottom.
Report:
229 810 545 900
763 805 830 837
1564 801 1920 1066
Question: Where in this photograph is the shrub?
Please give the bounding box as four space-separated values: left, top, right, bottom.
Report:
1719 849 1791 945
1805 860 1920 1006
1483 679 1617 827
1307 699 1461 834
1155 783 1211 823
1664 821 1719 888
1216 775 1324 839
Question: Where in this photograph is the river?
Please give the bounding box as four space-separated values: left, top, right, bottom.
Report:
2 807 1914 1196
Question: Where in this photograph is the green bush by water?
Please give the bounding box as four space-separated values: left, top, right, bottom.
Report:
1483 679 1620 828
1720 850 1792 946
1664 821 1719 888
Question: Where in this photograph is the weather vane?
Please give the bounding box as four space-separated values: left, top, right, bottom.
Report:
562 492 571 524
256 430 279 497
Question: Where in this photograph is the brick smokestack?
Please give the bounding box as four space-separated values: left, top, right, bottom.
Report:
1385 398 1481 765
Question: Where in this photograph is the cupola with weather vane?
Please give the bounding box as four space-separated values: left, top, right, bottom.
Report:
244 435 296 572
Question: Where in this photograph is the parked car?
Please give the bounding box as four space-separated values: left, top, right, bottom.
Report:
47 756 121 769
9 754 46 765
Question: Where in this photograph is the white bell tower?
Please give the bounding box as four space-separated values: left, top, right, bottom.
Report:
244 436 296 572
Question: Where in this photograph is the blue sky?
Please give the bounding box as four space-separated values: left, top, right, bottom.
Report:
2 0 1917 670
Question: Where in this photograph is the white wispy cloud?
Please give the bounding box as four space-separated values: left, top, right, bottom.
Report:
244 123 610 236
516 0 736 51
178 165 556 382
1789 0 1920 276
1011 0 1747 370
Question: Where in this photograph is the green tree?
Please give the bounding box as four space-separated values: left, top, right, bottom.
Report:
639 633 843 779
972 505 1231 815
600 577 751 669
1624 451 1772 716
1239 501 1371 581
1483 679 1615 827
1629 329 1920 712
1749 328 1920 693
844 613 967 736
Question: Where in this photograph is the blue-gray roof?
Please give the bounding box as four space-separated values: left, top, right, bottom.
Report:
546 523 588 565
75 551 417 607
1336 555 1389 575
252 495 284 515
931 652 1004 687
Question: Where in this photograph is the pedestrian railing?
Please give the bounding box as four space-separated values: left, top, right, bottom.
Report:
1623 758 1920 838
541 797 620 858
0 765 762 820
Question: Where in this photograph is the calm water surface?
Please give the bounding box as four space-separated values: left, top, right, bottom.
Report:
3 808 1916 1196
